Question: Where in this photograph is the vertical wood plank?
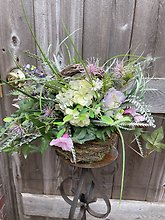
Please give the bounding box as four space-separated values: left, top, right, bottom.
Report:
145 149 165 201
145 0 165 201
0 0 36 218
0 153 19 220
153 0 165 77
112 137 156 200
130 0 160 57
111 0 165 201
32 0 84 196
83 0 136 199
127 0 165 201
33 0 57 54
58 0 84 56
12 153 25 219
83 0 136 62
21 153 44 194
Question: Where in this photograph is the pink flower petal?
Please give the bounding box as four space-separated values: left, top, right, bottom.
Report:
50 134 73 152
63 133 69 138
124 107 136 116
134 114 145 123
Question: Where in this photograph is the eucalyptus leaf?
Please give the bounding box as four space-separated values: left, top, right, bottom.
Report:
3 117 14 123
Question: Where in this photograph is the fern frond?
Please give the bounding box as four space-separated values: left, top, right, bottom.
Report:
120 122 151 127
134 135 144 156
126 95 155 127
0 135 18 151
18 134 41 147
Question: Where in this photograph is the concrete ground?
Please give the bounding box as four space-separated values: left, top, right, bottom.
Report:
89 199 165 220
23 193 165 219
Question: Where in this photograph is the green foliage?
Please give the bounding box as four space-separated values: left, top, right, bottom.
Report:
3 117 14 123
142 127 165 152
72 127 96 144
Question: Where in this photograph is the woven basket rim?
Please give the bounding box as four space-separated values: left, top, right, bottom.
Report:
54 133 118 164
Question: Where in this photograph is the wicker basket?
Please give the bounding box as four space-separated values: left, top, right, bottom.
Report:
55 133 118 164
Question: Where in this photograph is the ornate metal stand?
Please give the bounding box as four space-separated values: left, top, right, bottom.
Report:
59 147 118 220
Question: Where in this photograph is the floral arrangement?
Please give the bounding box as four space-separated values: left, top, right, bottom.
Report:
1 50 165 157
1 25 165 199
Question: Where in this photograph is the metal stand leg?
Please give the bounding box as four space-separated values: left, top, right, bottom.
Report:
60 167 115 220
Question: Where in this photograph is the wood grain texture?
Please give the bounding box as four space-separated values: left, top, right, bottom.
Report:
33 0 57 54
144 116 165 202
130 0 159 58
58 0 84 57
112 0 165 202
0 0 35 219
21 153 44 194
82 0 136 199
129 0 165 202
31 0 84 196
153 1 165 77
83 0 136 62
144 79 165 113
11 153 25 219
0 153 19 220
0 0 35 116
0 3 165 220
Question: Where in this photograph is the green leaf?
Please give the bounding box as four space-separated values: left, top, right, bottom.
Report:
151 127 164 143
73 128 86 140
79 114 87 121
1 146 18 153
101 116 114 125
57 128 66 138
141 133 153 144
146 142 154 150
112 116 131 126
89 110 95 118
45 125 51 133
142 127 164 148
53 121 63 126
155 143 165 149
3 117 14 123
22 144 31 158
40 137 50 153
134 128 143 137
63 115 73 123
80 108 88 114
72 127 96 144
105 129 111 137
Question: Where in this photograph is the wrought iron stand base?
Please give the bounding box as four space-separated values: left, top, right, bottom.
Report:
60 167 113 220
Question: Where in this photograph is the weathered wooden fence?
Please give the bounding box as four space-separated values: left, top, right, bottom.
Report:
0 0 165 219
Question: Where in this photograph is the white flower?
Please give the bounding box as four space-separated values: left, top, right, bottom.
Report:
92 78 103 91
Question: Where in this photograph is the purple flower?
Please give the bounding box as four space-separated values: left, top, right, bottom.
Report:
124 107 145 122
102 88 125 110
134 114 145 123
113 60 124 78
86 58 104 77
50 133 73 151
